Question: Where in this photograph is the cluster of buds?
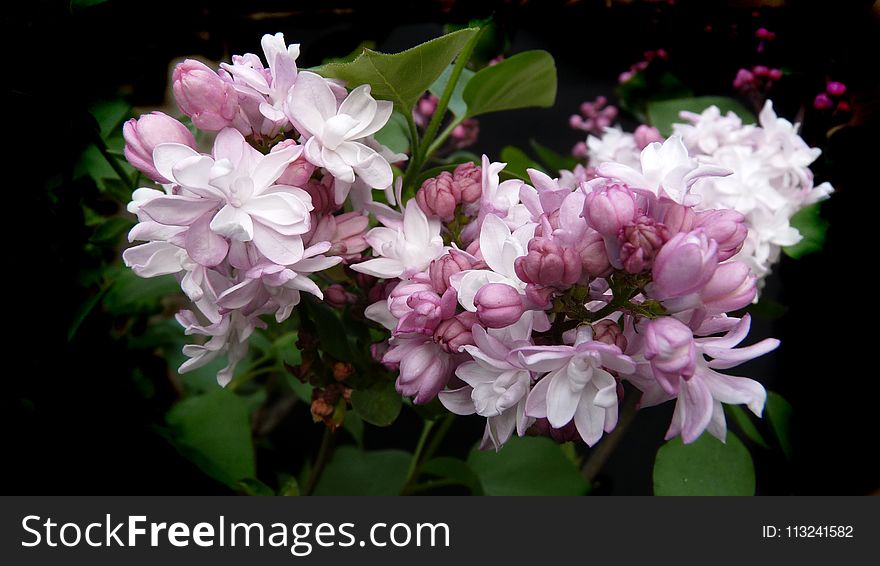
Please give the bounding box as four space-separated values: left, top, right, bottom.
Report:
359 136 780 450
813 81 850 114
618 48 668 84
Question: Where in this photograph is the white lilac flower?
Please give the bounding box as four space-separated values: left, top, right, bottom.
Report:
586 126 641 170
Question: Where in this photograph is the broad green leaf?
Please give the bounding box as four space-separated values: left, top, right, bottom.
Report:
342 411 364 448
166 389 256 485
784 204 828 258
653 433 755 495
272 332 302 367
462 50 557 118
90 99 131 139
428 65 475 117
766 391 793 460
314 28 478 112
467 436 589 496
350 379 402 427
321 41 377 65
725 405 770 449
314 447 411 495
373 111 410 154
422 457 483 494
235 478 274 496
103 268 179 316
530 139 579 173
500 146 544 180
647 96 755 137
302 297 351 361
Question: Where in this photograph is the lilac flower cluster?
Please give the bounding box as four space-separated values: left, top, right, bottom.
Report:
122 34 401 384
362 138 779 450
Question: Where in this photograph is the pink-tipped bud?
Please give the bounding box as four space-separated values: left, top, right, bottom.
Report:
650 230 719 300
837 101 851 113
416 171 458 220
584 184 637 238
452 162 482 204
619 216 669 274
434 312 478 353
524 284 556 309
429 250 473 294
514 237 582 288
451 119 479 148
644 317 697 394
123 112 197 183
593 320 628 351
660 202 697 234
572 141 589 158
813 93 833 110
302 176 337 216
755 27 771 39
577 229 612 277
329 212 370 260
395 290 448 335
733 68 755 90
633 125 663 149
752 65 769 77
324 284 355 308
768 68 783 81
699 261 757 314
826 81 847 97
172 59 239 131
474 284 524 328
273 139 316 187
694 209 748 261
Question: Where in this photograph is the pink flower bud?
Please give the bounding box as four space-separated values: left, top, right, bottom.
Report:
633 125 663 149
694 209 748 261
416 171 458 220
733 68 755 90
572 141 589 158
837 101 851 113
650 230 719 300
584 184 637 238
474 284 524 328
826 81 847 97
514 237 582 288
172 59 239 131
699 261 756 314
577 229 612 277
752 65 769 77
302 176 337 216
524 284 556 309
755 27 771 39
429 250 473 294
768 68 783 81
530 418 582 443
395 291 449 335
324 284 355 308
453 162 482 204
123 112 197 183
569 114 585 130
388 277 434 319
434 312 478 353
813 93 833 110
619 216 669 274
593 320 628 351
644 317 696 394
329 212 370 260
451 119 479 148
659 202 697 234
273 139 316 187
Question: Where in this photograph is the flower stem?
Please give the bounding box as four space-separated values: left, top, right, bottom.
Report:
304 426 335 496
400 413 455 495
403 419 435 488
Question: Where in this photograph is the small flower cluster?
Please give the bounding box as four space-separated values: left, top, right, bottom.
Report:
123 33 401 384
578 101 833 283
361 137 779 450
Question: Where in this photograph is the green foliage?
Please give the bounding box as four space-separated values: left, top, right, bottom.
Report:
725 405 770 449
784 204 828 258
166 389 256 486
467 436 589 496
314 447 411 495
429 65 475 117
350 379 403 427
766 392 794 460
314 28 478 113
421 457 483 494
103 268 179 316
374 111 410 154
462 50 557 118
616 70 693 123
653 433 755 495
500 146 544 180
530 139 580 173
647 96 755 137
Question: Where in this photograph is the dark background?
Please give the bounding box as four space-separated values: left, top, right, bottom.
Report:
6 0 878 494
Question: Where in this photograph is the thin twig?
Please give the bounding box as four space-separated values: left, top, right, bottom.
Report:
304 427 335 496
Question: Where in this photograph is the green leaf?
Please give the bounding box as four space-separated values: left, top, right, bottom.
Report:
321 41 377 65
302 297 352 361
784 204 828 258
90 217 133 244
279 476 300 496
647 96 755 137
314 447 411 495
103 268 179 316
462 50 557 118
314 28 478 112
90 99 131 139
373 111 410 154
467 436 590 496
68 285 110 341
166 389 256 485
725 405 770 449
500 146 544 180
272 332 302 367
653 433 755 495
422 457 483 494
616 71 693 123
429 64 475 117
350 379 402 427
234 478 274 496
766 391 793 460
530 139 579 173
342 411 364 448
